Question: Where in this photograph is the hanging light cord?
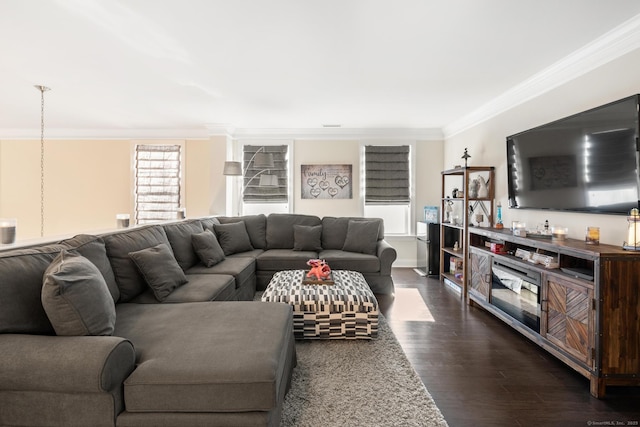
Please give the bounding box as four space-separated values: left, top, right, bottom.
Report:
35 85 50 237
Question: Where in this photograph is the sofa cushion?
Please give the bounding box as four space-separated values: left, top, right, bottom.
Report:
319 249 381 273
41 250 116 336
186 256 255 291
129 243 188 302
218 214 267 249
214 221 254 255
198 216 221 232
257 249 318 271
60 234 120 302
342 219 380 255
114 301 295 412
191 230 225 267
102 225 171 302
0 244 67 334
322 216 384 249
163 220 205 271
293 224 323 251
266 213 321 249
129 274 236 303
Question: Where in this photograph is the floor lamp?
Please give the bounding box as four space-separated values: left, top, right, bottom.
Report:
223 147 279 216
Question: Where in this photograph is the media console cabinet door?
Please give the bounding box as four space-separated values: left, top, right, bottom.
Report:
469 249 491 302
543 274 594 367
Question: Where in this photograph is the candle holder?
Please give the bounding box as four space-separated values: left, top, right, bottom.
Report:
0 218 17 245
116 214 130 229
585 226 600 245
623 208 640 250
552 226 568 241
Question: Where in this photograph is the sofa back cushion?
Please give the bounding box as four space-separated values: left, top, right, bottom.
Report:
102 225 171 302
0 244 67 334
217 214 267 249
60 234 120 302
198 216 221 232
266 214 321 249
321 217 384 250
163 220 204 271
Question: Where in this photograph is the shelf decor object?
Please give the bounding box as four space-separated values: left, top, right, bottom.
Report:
623 208 640 250
0 218 17 245
115 214 130 229
461 148 470 167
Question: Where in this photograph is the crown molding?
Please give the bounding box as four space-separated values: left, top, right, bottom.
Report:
211 126 444 141
443 13 640 139
0 128 210 140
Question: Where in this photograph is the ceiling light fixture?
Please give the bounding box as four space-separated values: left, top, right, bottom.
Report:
35 85 50 237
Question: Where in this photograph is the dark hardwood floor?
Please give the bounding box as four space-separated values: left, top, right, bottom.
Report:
379 268 640 427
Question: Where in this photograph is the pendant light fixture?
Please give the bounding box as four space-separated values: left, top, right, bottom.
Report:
35 85 50 237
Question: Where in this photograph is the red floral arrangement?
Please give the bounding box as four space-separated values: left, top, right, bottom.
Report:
306 259 331 281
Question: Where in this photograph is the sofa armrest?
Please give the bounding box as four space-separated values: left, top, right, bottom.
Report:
0 334 135 393
377 239 397 275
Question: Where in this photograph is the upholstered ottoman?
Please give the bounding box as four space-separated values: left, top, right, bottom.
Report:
262 270 378 339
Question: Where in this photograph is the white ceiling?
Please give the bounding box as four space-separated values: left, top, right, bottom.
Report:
2 0 640 138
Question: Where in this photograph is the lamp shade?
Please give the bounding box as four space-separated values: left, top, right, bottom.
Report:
258 174 279 187
223 161 242 176
253 152 275 169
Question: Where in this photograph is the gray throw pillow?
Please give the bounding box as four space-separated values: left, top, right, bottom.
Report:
129 243 188 301
213 221 254 256
342 220 380 255
192 230 226 267
293 224 323 251
41 250 116 336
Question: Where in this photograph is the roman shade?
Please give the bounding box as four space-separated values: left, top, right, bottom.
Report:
242 145 288 203
364 145 410 204
135 144 182 224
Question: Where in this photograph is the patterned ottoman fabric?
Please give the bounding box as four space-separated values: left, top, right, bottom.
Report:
262 270 378 339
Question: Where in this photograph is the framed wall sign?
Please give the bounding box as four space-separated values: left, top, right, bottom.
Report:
301 164 352 199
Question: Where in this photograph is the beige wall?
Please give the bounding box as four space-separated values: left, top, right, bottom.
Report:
293 140 362 217
0 138 221 240
185 136 228 217
1 134 442 266
445 48 640 245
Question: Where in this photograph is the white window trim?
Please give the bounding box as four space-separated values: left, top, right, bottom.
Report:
130 140 186 224
360 140 416 236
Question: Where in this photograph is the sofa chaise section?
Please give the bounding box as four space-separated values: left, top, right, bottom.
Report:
114 302 296 427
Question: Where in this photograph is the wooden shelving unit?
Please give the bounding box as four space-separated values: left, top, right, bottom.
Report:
439 166 494 298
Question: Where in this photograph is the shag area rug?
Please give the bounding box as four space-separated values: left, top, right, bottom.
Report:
279 315 449 427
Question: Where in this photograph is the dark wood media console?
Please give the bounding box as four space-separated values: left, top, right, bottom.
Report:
468 226 640 398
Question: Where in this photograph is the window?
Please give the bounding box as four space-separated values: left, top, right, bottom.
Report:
363 144 412 235
242 145 288 203
134 144 182 224
240 144 290 215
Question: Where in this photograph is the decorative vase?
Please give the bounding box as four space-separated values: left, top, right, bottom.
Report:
469 179 479 198
477 176 489 198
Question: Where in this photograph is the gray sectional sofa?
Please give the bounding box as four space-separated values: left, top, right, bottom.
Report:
0 213 396 427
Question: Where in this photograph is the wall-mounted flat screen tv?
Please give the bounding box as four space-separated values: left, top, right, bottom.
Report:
507 94 640 215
